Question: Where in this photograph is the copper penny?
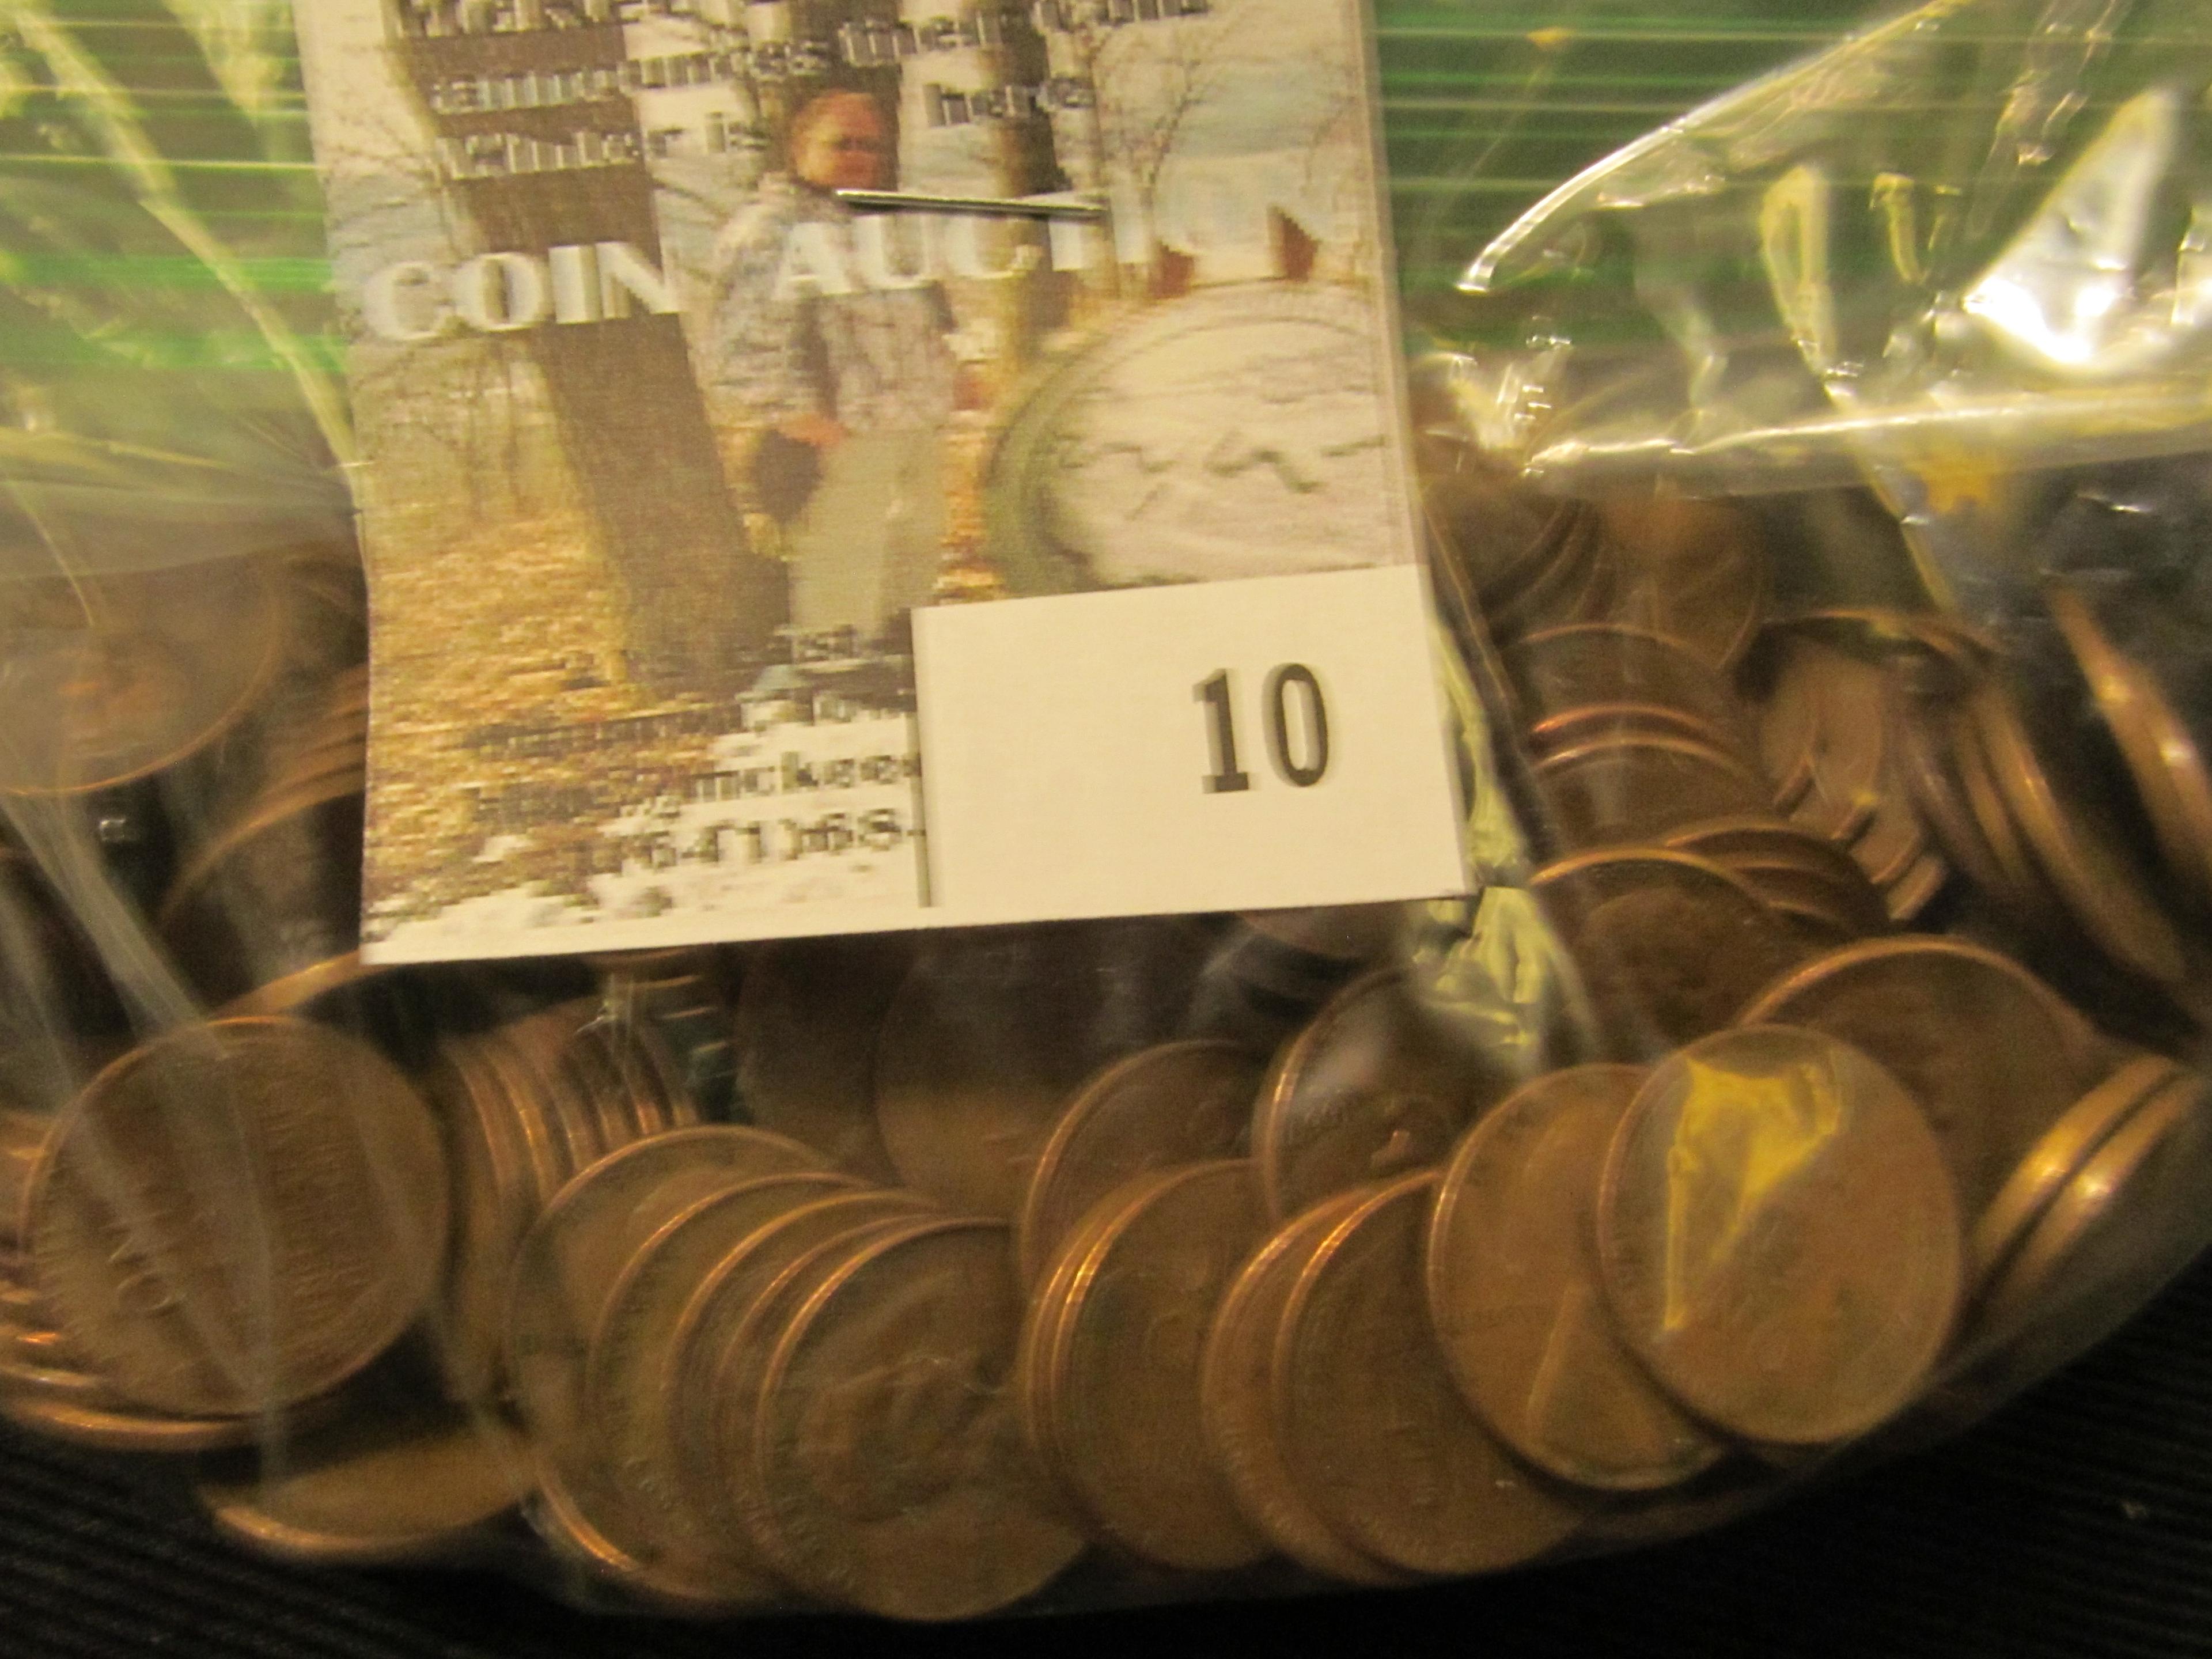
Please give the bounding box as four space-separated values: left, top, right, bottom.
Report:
1427 1066 1725 1492
1533 849 1802 1060
1251 967 1505 1223
875 921 1211 1216
505 1131 834 1478
0 1391 268 1452
198 1393 529 1567
1596 495 1768 671
28 1018 447 1417
1024 1162 1269 1571
0 557 286 796
2047 582 2212 911
1534 734 1772 852
1196 1189 1402 1584
1597 1027 1962 1446
576 1181 900 1608
1889 680 2022 911
665 1192 939 1586
1016 1041 1261 1287
1509 623 1755 760
749 1218 1088 1620
1948 699 2062 919
1664 818 1892 933
1971 1070 2212 1358
1755 635 1889 844
1278 1173 1594 1574
732 934 914 1182
1740 937 2104 1225
1974 681 2188 987
1968 1052 2183 1290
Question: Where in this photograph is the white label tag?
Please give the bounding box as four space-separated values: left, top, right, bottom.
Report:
294 0 1470 960
916 567 1465 923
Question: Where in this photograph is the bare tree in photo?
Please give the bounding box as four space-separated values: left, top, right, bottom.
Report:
1051 1 1257 292
386 2 786 690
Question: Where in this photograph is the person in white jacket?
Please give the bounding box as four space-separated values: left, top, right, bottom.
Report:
702 89 961 646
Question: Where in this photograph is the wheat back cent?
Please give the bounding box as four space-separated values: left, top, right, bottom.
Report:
750 1218 1088 1620
197 1393 529 1567
586 1181 907 1592
1427 1066 1725 1491
1016 1041 1261 1286
1738 937 2103 1225
1025 1161 1268 1571
665 1190 938 1574
1195 1188 1402 1585
1597 1027 1962 1446
1967 1054 2181 1289
1277 1172 1594 1574
507 1124 828 1431
507 1166 853 1584
1534 849 1801 1059
29 1018 447 1418
1251 968 1504 1222
1533 735 1771 851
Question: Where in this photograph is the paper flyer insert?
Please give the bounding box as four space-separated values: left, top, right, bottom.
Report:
291 0 1468 961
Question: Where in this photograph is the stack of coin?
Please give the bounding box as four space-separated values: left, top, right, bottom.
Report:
423 997 701 1402
1861 605 2200 1002
1748 622 1952 922
157 661 368 1009
590 948 738 1119
497 1123 1084 1619
0 1019 448 1451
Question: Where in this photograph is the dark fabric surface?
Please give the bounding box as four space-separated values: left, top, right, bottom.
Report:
3 1250 2210 1659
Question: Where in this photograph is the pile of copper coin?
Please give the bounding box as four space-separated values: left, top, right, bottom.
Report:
1 430 2210 1619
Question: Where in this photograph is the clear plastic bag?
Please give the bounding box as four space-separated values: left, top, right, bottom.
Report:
2 0 2211 1626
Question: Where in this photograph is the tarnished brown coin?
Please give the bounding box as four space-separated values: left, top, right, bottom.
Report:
876 922 1211 1216
1753 635 1889 843
1534 734 1772 852
749 1218 1088 1620
1251 967 1503 1224
1016 1041 1261 1287
1277 1173 1594 1574
1972 680 2190 988
1597 1027 1962 1446
1483 509 1612 641
1662 817 1888 920
1738 937 2104 1225
1971 1069 2212 1356
581 1180 914 1607
425 1036 550 1401
197 1393 529 1567
1427 1066 1725 1493
732 934 915 1182
29 1018 447 1417
1508 623 1756 761
2047 582 2212 912
1945 698 2055 914
666 1192 941 1586
505 1131 836 1491
1889 681 2024 911
0 1390 285 1452
1968 1052 2183 1289
1596 495 1768 671
1533 849 1802 1059
1022 1162 1268 1571
1196 1189 1401 1584
0 558 286 796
